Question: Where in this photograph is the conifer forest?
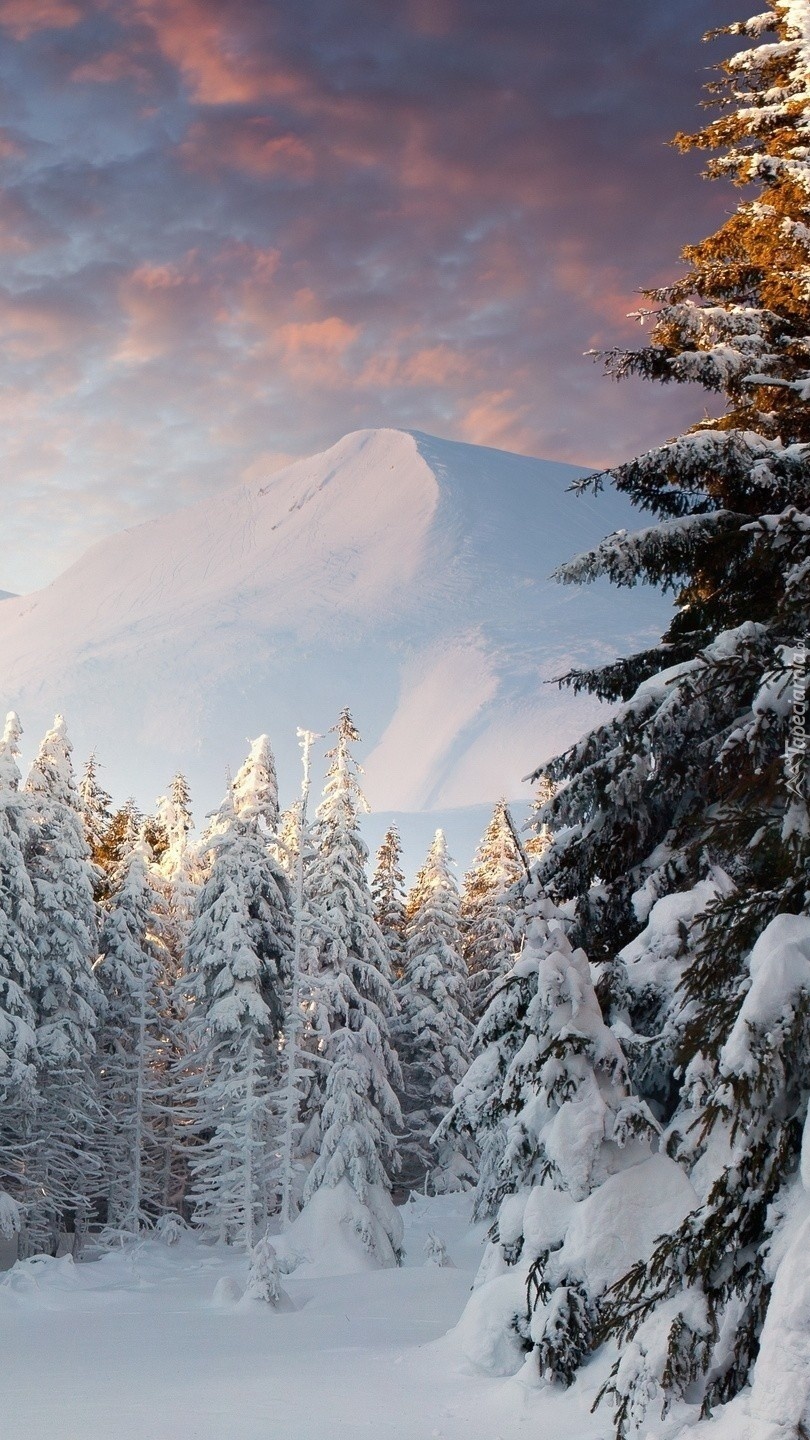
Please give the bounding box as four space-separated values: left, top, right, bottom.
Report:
1 5 809 1440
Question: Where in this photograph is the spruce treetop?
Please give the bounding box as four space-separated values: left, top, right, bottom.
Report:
371 823 407 976
25 714 77 809
553 2 810 690
532 1 810 974
155 773 193 856
231 735 280 831
316 708 368 843
0 712 23 793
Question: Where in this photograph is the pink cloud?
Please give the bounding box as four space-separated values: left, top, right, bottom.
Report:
180 116 315 178
0 0 82 39
458 389 537 455
552 240 641 333
0 129 26 160
405 0 460 38
0 291 89 358
358 342 474 391
278 316 358 355
131 0 304 106
115 258 206 363
276 316 360 384
132 0 259 103
70 46 157 90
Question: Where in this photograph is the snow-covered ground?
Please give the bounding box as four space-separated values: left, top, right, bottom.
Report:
1 1195 607 1440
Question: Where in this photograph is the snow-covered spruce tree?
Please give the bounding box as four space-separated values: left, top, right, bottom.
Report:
277 727 322 1229
273 800 302 880
153 772 198 963
438 897 556 1223
524 7 810 1430
404 846 430 926
183 768 293 1248
453 909 693 1389
524 775 556 862
94 797 143 903
446 901 542 1212
96 837 173 1232
23 716 104 1251
78 753 113 899
156 773 193 864
371 824 407 981
295 711 403 1267
461 801 525 1016
0 713 39 1238
397 829 475 1193
599 911 810 1438
149 774 198 1215
232 734 280 834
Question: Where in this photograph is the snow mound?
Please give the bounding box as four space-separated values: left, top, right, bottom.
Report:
210 1275 243 1308
557 1153 697 1295
0 428 667 830
273 1179 405 1276
452 1155 696 1379
452 1266 528 1376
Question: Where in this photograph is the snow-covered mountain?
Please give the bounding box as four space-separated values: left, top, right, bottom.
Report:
0 428 667 837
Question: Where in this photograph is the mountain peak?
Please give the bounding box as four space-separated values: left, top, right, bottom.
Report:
0 430 666 827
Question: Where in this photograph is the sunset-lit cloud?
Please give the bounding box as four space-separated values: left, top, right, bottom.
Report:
132 0 273 105
114 257 208 363
0 0 742 592
459 390 536 455
0 0 81 40
179 115 316 179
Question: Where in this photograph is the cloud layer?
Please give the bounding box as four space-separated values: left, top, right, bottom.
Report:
0 0 741 589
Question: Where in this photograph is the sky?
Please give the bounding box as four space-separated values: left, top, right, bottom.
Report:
0 0 743 593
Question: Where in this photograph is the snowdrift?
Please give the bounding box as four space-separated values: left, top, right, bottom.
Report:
274 1180 405 1276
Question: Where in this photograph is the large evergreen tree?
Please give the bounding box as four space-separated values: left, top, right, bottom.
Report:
522 6 810 1430
96 837 173 1232
94 798 143 903
371 824 407 981
397 829 475 1193
297 711 403 1265
24 716 104 1251
77 753 113 900
0 713 39 1238
184 767 293 1248
150 774 198 1215
460 800 524 1016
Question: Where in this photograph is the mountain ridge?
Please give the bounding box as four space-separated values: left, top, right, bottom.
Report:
0 428 667 840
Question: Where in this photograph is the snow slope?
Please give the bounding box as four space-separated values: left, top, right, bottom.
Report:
0 428 668 829
0 1196 609 1440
